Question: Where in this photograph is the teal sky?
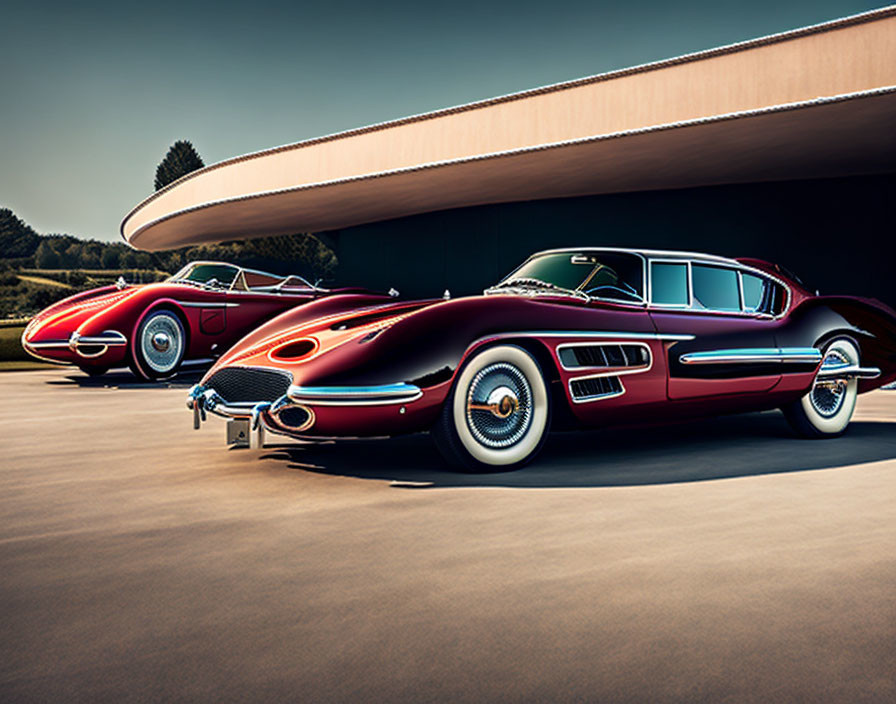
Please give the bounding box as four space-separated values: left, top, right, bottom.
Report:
1 0 887 242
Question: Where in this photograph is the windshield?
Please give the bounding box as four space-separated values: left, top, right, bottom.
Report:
170 263 240 289
494 252 644 303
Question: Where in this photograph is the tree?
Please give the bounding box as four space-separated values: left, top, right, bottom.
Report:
35 240 61 268
154 140 205 190
0 208 41 258
101 247 121 269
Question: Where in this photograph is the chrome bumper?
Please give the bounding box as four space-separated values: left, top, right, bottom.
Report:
188 380 422 447
188 384 310 448
188 385 259 424
21 330 127 359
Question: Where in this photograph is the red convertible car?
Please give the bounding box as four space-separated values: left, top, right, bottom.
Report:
188 248 896 471
22 261 385 380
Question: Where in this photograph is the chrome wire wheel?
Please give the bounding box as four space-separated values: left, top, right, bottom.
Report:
433 344 550 471
465 362 533 449
783 338 859 438
135 310 185 378
810 349 850 418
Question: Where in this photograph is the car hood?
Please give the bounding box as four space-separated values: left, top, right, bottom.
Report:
206 296 441 376
201 290 627 389
23 285 145 342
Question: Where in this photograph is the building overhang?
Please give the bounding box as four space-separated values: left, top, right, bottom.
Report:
121 7 896 251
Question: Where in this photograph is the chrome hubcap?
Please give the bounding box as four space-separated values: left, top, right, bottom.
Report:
811 349 849 418
151 332 170 352
466 363 532 448
141 315 182 373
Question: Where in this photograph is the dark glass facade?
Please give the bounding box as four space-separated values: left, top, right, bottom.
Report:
327 174 895 306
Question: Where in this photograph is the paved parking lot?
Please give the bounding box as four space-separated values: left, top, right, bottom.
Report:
2 367 895 702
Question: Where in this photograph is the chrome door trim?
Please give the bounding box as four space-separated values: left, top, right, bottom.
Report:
679 348 822 365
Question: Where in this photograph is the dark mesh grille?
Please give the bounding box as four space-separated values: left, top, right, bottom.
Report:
570 376 623 400
563 344 649 369
206 367 292 403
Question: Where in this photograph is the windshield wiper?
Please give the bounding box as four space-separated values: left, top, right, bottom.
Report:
485 277 589 301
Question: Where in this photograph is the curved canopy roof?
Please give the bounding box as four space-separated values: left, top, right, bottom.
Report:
122 7 896 251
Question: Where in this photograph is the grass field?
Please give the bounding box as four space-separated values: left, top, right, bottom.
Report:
0 324 64 371
0 324 28 360
16 275 73 289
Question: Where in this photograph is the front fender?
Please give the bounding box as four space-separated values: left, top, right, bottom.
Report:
295 296 639 389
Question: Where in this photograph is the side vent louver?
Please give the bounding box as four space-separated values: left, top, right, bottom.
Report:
558 344 650 369
570 376 623 401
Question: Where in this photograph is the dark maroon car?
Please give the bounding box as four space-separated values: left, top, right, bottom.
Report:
188 248 896 471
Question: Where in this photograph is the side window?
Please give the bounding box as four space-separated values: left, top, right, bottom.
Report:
767 281 787 315
650 262 688 306
741 272 787 315
692 265 740 312
741 273 765 312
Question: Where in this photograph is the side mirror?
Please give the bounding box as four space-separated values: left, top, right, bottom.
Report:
116 276 127 290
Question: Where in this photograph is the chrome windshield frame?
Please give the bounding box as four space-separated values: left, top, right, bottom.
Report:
168 261 320 294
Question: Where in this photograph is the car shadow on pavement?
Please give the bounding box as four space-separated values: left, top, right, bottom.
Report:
45 366 206 389
262 411 896 488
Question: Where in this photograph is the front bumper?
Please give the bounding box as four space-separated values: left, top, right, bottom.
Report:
187 381 424 447
21 329 128 362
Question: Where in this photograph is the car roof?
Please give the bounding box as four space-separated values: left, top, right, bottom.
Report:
530 247 740 266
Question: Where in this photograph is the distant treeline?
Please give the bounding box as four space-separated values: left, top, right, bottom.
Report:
0 208 337 281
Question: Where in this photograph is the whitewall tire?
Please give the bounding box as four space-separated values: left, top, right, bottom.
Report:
783 338 859 437
132 310 186 380
432 344 550 472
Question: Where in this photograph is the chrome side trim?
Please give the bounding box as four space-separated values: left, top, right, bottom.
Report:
556 341 653 372
23 339 70 349
815 363 881 380
287 382 422 406
480 331 694 342
54 330 130 359
175 301 241 308
679 348 822 365
70 331 128 347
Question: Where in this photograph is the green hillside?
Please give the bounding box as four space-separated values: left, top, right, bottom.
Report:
0 207 338 318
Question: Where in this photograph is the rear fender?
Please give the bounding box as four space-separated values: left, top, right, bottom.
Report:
779 296 896 391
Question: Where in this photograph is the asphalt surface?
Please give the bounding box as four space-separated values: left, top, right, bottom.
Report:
2 367 895 703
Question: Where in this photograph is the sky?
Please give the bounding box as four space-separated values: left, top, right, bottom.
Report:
1 0 887 242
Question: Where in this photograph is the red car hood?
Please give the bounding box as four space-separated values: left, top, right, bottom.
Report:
201 291 615 385
23 285 145 343
204 297 442 377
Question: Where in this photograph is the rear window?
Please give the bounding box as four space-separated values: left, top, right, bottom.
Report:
742 272 787 315
692 265 740 312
